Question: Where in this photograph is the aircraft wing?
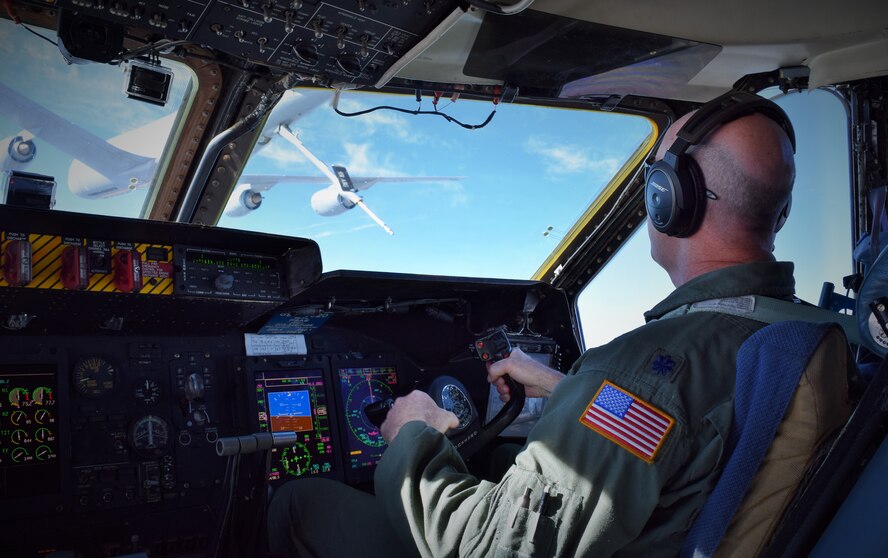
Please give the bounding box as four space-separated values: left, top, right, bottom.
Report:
238 174 462 192
349 176 463 191
237 175 330 192
0 82 155 177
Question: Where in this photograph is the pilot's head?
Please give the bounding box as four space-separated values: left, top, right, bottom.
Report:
647 97 796 286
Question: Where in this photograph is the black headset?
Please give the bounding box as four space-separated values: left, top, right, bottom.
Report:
644 90 797 238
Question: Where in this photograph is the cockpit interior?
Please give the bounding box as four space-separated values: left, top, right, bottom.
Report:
1 1 888 556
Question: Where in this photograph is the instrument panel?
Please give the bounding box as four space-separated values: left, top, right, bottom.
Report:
0 206 322 336
0 329 529 557
0 206 579 557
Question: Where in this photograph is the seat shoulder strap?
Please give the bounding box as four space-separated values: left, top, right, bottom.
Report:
660 295 861 345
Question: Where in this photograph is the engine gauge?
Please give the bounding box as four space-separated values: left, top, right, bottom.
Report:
128 415 171 458
72 356 118 398
8 387 28 407
134 378 162 405
32 386 54 405
279 443 312 477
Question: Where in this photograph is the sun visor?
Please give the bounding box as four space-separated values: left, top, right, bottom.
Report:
463 10 719 99
560 43 721 99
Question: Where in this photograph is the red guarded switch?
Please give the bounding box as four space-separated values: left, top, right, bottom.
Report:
113 249 142 293
3 240 32 286
60 245 89 290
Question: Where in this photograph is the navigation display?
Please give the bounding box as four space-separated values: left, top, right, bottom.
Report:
338 366 398 475
254 369 336 481
0 365 60 498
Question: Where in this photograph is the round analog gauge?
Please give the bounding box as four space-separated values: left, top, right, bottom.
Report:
34 445 53 461
10 410 27 426
440 383 474 429
8 387 28 407
35 427 52 443
128 415 171 459
34 409 52 424
345 379 394 448
10 447 28 463
280 443 312 477
133 378 162 405
72 357 118 398
32 386 53 405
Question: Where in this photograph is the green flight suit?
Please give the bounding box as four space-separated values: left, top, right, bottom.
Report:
373 261 794 557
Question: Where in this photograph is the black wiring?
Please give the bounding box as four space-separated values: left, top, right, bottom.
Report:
21 23 57 47
211 454 241 558
112 38 190 64
333 102 497 130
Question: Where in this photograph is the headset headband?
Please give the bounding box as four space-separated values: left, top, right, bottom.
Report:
667 90 797 157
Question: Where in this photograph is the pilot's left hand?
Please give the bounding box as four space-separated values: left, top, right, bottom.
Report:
380 390 459 444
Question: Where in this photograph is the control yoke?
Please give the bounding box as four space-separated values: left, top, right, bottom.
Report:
364 329 526 460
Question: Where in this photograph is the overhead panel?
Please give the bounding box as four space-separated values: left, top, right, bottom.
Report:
45 0 463 86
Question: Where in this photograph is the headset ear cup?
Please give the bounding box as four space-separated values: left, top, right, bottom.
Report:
645 161 679 235
677 155 707 237
645 153 707 237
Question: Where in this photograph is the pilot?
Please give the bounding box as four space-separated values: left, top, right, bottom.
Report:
267 91 797 557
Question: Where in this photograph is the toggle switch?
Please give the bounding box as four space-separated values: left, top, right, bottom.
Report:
113 249 141 293
60 245 90 290
3 239 32 287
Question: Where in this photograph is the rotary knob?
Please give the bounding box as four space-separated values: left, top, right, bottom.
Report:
214 274 235 291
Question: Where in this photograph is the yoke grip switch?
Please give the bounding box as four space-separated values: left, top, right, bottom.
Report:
473 329 512 362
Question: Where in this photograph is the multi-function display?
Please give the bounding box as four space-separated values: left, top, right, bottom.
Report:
337 366 398 472
254 369 336 481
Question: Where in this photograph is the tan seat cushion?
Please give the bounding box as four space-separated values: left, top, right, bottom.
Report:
715 327 854 557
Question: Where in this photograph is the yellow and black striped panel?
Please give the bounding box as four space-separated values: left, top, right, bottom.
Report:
12 233 66 291
0 233 174 295
133 243 175 295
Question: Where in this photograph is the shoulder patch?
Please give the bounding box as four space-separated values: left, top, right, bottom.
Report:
578 381 675 463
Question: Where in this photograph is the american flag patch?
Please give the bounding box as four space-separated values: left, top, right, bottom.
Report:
579 381 675 463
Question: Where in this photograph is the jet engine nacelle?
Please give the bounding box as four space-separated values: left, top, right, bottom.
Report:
310 184 358 216
224 183 264 217
1 133 37 172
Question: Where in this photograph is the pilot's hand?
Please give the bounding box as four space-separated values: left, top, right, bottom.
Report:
380 390 459 444
487 347 564 402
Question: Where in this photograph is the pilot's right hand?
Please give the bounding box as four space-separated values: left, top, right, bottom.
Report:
487 347 564 401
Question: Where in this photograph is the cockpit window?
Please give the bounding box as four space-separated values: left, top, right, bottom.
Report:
220 89 652 278
0 17 194 219
577 89 852 349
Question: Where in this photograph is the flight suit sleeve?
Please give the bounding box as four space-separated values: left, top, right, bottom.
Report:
374 421 500 558
374 368 714 558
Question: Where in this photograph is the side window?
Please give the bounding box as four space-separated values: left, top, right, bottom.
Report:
576 89 852 349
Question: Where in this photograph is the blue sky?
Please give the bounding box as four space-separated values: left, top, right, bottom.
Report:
218 91 652 278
